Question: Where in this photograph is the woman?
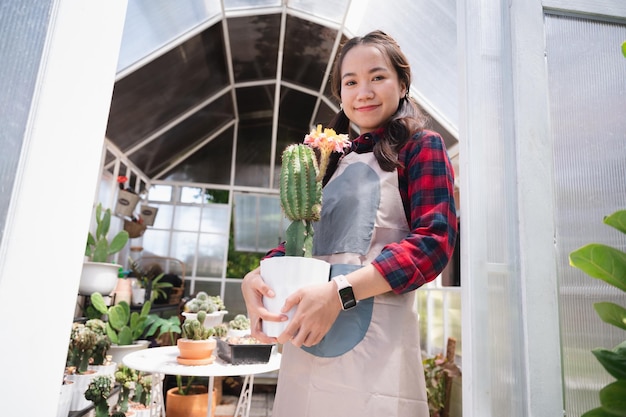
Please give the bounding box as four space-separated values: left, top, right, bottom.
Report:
241 30 457 417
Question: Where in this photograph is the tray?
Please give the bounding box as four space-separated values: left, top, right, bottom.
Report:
216 337 273 365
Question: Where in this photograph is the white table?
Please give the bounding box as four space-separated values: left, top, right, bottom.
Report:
123 345 281 417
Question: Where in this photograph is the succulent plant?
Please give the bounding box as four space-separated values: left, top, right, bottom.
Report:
229 314 251 330
67 322 98 374
133 374 153 406
85 203 130 263
85 318 111 366
91 292 152 345
279 125 350 257
114 365 138 413
84 375 114 417
181 311 215 340
183 292 225 313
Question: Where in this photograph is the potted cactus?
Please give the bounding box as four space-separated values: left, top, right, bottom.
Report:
260 125 351 336
182 291 227 328
84 374 115 417
176 310 217 365
80 203 130 295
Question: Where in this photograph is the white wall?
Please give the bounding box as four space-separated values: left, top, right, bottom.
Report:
0 1 128 415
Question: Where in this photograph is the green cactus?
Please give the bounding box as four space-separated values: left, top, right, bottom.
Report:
280 144 322 257
133 374 153 406
85 203 130 263
114 365 138 413
229 314 251 330
67 322 98 374
84 375 114 417
91 292 152 345
85 318 111 366
181 311 215 340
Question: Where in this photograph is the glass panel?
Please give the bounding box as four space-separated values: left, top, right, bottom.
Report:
173 205 202 231
289 0 350 24
233 193 284 252
163 126 234 185
545 14 626 416
148 185 172 202
196 233 228 277
236 86 275 119
117 0 222 72
228 14 280 83
129 93 234 178
141 229 171 257
200 204 230 234
234 119 273 187
224 0 280 10
170 231 199 269
282 15 337 90
150 204 173 229
107 22 228 152
180 187 203 204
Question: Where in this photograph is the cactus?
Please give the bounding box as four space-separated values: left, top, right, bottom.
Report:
133 374 153 406
183 292 225 313
85 203 130 263
85 318 111 366
181 311 215 340
114 365 138 413
91 292 152 345
84 375 114 417
67 322 98 374
229 314 251 330
279 125 350 257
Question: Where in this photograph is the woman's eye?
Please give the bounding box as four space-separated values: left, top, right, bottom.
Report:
345 80 356 86
373 75 384 81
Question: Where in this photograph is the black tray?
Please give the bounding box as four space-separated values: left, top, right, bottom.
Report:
216 337 273 365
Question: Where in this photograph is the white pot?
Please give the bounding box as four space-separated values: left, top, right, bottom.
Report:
227 328 250 338
66 371 97 411
108 340 150 366
260 256 330 337
56 381 74 417
131 287 147 306
79 262 121 295
182 310 228 328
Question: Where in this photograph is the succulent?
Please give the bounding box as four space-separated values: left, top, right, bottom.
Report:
229 314 251 331
91 292 152 345
213 323 228 338
85 203 130 263
183 292 225 313
133 374 153 406
181 311 215 340
67 322 98 374
85 318 111 366
84 375 114 417
279 125 350 257
114 365 138 413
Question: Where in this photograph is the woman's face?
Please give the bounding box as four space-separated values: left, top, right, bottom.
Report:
339 44 406 133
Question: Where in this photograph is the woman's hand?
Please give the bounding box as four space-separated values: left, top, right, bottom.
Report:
241 267 287 344
277 281 341 348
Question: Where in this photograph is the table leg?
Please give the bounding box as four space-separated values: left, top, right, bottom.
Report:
234 374 255 417
207 376 214 417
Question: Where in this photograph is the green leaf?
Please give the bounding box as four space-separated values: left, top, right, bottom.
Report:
108 304 130 331
604 210 626 234
108 231 129 255
592 347 626 380
90 293 109 316
599 380 626 415
117 326 133 345
581 407 617 417
622 41 626 58
594 302 626 331
569 243 626 292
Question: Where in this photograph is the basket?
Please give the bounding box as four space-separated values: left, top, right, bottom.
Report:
124 220 147 238
169 287 184 305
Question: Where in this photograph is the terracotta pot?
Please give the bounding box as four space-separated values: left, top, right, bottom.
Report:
177 338 216 363
166 386 216 417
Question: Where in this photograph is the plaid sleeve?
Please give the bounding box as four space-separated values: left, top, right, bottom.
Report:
262 242 285 260
372 130 458 294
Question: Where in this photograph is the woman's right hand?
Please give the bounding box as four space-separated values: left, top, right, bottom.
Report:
241 266 287 344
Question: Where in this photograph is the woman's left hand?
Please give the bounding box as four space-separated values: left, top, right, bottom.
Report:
276 281 341 348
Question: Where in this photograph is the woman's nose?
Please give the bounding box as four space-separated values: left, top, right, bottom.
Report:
356 84 374 100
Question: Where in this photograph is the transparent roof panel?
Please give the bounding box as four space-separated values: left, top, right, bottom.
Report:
117 0 221 73
236 85 275 119
224 0 281 11
282 15 337 90
107 22 229 152
289 0 350 24
235 119 273 188
163 126 235 184
228 14 281 83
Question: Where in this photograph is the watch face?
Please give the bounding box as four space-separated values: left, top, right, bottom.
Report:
338 287 357 309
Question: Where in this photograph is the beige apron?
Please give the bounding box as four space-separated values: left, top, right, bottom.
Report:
271 151 429 417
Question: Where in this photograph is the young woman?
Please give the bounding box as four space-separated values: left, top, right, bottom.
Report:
241 30 457 417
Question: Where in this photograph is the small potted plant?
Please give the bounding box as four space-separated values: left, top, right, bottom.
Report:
127 258 173 306
84 374 115 417
90 292 152 365
182 291 227 328
176 310 217 365
80 203 130 295
227 314 250 338
113 364 138 414
129 373 153 416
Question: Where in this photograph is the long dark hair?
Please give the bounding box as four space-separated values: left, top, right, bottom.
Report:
327 30 428 174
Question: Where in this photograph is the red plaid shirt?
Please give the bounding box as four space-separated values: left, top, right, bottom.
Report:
265 129 457 294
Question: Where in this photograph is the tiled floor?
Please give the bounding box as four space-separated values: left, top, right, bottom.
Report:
216 391 275 417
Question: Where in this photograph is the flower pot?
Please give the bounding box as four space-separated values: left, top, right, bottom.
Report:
56 381 74 417
108 340 150 366
79 262 122 295
166 386 216 417
139 204 158 226
176 338 217 365
182 311 227 328
260 256 331 337
131 287 147 306
124 220 147 238
66 370 97 411
115 189 140 217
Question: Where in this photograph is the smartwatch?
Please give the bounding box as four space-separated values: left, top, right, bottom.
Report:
332 274 357 310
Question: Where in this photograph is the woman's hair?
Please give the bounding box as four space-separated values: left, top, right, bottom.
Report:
327 30 428 173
